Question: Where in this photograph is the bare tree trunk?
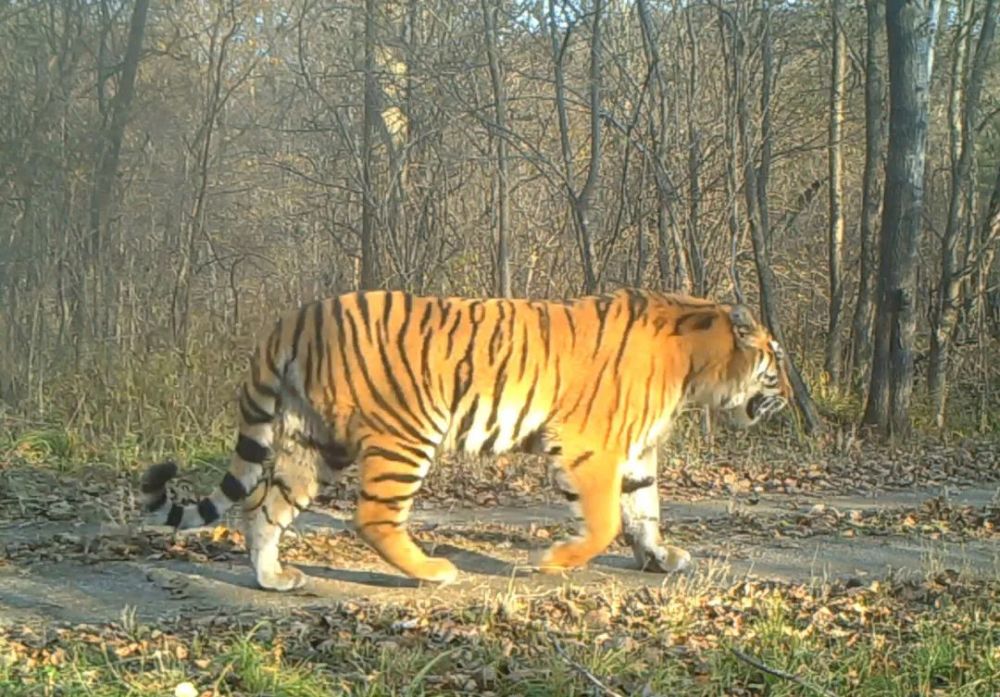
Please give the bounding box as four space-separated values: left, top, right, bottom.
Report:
825 0 847 384
482 0 511 298
965 158 1000 322
863 0 941 438
75 0 149 362
927 0 973 422
360 0 379 290
170 5 257 353
579 0 603 294
718 6 744 302
928 0 996 426
725 1 823 433
549 0 602 294
683 5 706 295
847 0 886 390
980 163 1000 273
756 0 774 250
636 0 690 293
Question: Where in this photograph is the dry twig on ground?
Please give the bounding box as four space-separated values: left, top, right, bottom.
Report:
729 646 838 697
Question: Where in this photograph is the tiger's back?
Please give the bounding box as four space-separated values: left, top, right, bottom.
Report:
264 289 697 458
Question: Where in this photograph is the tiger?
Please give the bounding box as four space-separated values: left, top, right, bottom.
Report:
139 288 791 591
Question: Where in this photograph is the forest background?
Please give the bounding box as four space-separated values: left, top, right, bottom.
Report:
1 0 998 459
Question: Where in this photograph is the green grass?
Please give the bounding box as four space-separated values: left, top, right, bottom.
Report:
712 588 1000 695
2 578 997 696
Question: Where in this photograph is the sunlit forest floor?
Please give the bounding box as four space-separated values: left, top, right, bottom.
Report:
1 421 998 695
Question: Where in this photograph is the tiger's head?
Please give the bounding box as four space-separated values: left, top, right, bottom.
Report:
716 304 791 428
682 302 792 429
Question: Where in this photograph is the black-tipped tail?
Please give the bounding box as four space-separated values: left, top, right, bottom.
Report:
139 459 222 530
140 460 178 512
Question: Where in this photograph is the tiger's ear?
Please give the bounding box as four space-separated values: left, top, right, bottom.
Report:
729 304 757 347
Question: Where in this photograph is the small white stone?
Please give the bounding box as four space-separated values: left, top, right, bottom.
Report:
174 682 199 697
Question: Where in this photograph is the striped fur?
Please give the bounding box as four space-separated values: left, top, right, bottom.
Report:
140 288 791 589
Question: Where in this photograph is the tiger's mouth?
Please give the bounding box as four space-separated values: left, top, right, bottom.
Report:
746 393 787 421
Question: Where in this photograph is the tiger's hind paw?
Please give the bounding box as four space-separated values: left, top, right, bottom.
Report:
256 565 308 592
634 543 692 573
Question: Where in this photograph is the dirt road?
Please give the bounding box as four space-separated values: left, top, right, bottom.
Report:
2 483 997 628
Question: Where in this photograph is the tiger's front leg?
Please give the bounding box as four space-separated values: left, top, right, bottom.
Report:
620 447 691 573
534 451 624 573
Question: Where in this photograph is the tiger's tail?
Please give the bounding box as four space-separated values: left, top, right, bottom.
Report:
140 323 288 530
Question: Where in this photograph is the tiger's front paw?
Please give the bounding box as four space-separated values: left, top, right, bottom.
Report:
633 543 692 573
530 541 594 575
413 557 459 585
529 547 566 575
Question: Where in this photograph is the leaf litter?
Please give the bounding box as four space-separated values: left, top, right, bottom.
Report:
2 574 997 695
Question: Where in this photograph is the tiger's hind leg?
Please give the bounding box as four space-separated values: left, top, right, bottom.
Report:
353 436 457 585
534 451 623 574
621 447 691 573
243 431 339 591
